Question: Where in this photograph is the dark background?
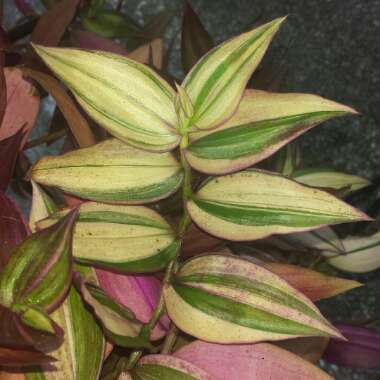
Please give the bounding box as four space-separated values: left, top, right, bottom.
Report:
5 0 380 378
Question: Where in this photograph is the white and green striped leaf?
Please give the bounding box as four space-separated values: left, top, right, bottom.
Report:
292 168 370 193
29 181 57 232
26 284 105 380
182 18 285 130
185 90 356 174
187 169 369 241
323 231 380 273
75 276 151 349
164 254 343 344
32 45 180 152
31 138 184 204
37 202 180 273
131 355 213 380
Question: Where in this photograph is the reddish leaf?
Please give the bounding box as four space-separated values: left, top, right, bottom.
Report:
0 68 40 147
323 323 380 369
0 303 63 353
21 68 96 148
0 191 29 271
96 269 170 340
0 129 25 190
182 223 225 257
31 0 80 47
0 27 6 127
70 26 128 55
0 346 55 367
181 1 214 74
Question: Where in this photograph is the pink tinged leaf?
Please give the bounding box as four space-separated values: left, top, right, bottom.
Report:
323 323 380 369
174 340 333 380
0 191 29 271
96 268 170 340
0 68 40 147
134 354 214 379
70 27 129 55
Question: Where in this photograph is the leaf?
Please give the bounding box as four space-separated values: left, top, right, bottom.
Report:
29 181 57 232
0 130 25 190
261 262 361 301
187 169 369 241
31 0 80 46
38 202 180 272
323 323 380 369
128 39 164 70
96 268 170 339
0 28 6 127
323 231 380 273
70 26 129 55
21 68 96 148
174 340 333 380
0 346 54 368
164 254 343 344
292 168 370 193
75 274 151 348
181 1 214 74
182 17 285 130
185 90 356 174
81 9 141 39
0 208 78 312
0 68 40 147
0 191 29 271
32 45 180 151
182 224 225 257
132 354 213 380
32 138 184 204
27 285 105 380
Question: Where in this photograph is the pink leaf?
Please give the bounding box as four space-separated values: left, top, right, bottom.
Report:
0 68 40 147
174 341 332 380
96 269 170 340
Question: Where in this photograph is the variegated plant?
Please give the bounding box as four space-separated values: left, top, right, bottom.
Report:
0 6 372 380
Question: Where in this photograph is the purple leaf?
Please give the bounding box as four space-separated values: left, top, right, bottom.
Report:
0 191 29 270
323 323 380 369
14 0 34 15
96 269 170 340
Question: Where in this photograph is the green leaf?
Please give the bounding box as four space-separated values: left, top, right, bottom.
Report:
75 274 151 348
185 90 356 174
164 254 343 343
182 17 285 130
292 168 370 193
37 202 180 273
187 169 369 241
32 138 184 204
32 45 180 152
0 208 78 312
181 1 214 74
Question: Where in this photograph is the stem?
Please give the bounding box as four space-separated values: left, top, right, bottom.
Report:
161 325 178 354
123 131 193 371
